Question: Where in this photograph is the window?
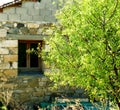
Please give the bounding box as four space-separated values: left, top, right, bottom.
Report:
18 40 43 75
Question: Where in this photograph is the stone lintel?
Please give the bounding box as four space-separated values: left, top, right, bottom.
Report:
7 34 49 40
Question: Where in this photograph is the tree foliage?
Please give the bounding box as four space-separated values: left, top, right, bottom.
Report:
43 0 120 108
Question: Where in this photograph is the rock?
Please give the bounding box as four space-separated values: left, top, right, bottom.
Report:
17 23 24 29
7 28 19 34
29 28 38 34
19 27 29 34
4 23 14 28
27 23 39 28
37 28 43 34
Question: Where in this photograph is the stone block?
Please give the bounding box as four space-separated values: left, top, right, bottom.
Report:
37 28 44 34
7 28 19 34
0 63 10 69
4 7 16 14
19 27 29 34
33 91 44 97
0 29 7 37
17 83 28 88
41 76 48 82
45 3 58 10
14 90 23 93
22 2 34 8
0 13 8 21
28 8 40 16
4 22 14 28
18 93 31 103
0 48 9 54
8 14 21 21
4 55 18 62
4 69 17 77
53 1 59 9
21 15 33 21
44 15 56 22
27 23 39 28
30 97 40 103
3 84 15 89
15 7 27 14
0 40 18 48
9 48 18 54
32 15 44 22
28 79 39 88
0 69 3 74
40 9 52 16
39 81 46 86
12 62 18 69
34 2 45 9
52 10 57 16
24 88 34 93
41 0 52 4
35 0 56 10
35 88 43 92
29 28 38 34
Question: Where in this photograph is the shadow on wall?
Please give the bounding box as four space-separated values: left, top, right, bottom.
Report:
0 76 31 109
0 74 51 110
0 74 87 110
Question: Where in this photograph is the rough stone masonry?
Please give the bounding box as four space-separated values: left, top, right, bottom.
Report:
0 1 86 109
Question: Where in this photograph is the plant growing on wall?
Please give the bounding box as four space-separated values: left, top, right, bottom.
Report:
43 0 120 109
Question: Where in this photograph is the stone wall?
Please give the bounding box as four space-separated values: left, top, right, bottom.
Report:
0 23 87 109
0 0 59 22
0 21 53 36
0 21 53 77
0 29 18 78
0 75 85 109
0 21 86 109
0 1 86 109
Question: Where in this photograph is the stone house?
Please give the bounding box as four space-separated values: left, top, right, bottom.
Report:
0 0 85 109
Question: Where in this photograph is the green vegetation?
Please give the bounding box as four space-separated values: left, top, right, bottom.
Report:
43 0 120 109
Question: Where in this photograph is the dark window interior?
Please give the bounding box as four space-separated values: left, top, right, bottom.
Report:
18 40 43 75
18 43 27 67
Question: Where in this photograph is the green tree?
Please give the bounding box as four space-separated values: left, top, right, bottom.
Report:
44 0 120 108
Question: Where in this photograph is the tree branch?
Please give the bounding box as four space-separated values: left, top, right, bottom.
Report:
106 0 118 23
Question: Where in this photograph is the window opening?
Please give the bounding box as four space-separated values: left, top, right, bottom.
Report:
18 40 43 75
